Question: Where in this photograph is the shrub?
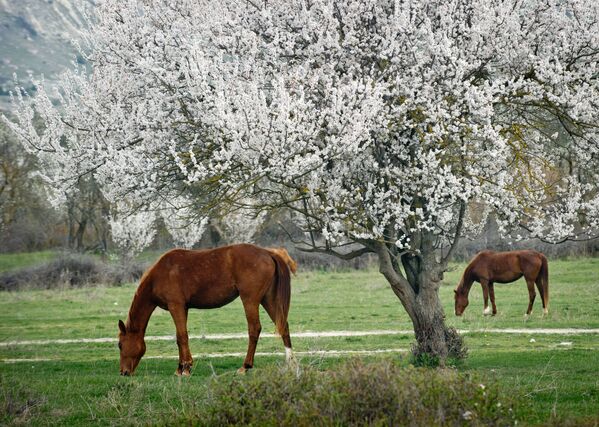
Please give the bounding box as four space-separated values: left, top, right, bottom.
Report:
0 254 146 291
189 360 515 426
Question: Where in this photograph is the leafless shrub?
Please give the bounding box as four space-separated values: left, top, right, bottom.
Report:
196 359 515 426
0 254 147 291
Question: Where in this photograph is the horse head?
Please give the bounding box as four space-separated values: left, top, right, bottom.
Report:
454 286 469 316
118 319 146 376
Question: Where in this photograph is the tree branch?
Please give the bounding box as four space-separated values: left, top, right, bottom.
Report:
297 245 374 260
442 200 466 264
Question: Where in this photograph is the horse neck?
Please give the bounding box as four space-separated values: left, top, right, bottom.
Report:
458 268 475 295
126 282 156 335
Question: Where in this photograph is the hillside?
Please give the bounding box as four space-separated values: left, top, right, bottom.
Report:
0 0 92 111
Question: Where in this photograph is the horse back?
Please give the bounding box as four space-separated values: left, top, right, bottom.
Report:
148 245 277 309
470 250 545 283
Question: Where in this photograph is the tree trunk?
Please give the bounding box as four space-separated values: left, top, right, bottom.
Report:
409 278 448 360
75 218 87 252
376 241 454 362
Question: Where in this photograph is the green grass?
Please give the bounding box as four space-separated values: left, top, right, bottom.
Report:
0 249 162 274
0 250 59 273
1 256 599 425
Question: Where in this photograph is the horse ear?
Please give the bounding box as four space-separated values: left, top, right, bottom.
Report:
118 320 127 335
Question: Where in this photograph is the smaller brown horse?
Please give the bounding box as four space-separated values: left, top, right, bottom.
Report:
454 250 549 317
118 244 294 376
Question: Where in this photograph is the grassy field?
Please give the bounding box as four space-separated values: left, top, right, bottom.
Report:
0 251 58 273
1 255 599 425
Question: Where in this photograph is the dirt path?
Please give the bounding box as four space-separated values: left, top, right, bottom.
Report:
1 348 409 363
2 328 599 347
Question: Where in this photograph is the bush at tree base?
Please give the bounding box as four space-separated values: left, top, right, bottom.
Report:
411 327 469 368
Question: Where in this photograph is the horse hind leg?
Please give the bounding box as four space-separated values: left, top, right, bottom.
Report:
261 294 296 369
239 299 261 374
489 283 497 315
525 278 536 318
535 275 548 316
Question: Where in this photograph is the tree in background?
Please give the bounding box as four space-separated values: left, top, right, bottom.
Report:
0 121 62 251
0 121 38 229
65 177 112 253
5 0 599 361
1 119 113 253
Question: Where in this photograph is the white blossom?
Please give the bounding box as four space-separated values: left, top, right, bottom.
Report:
3 0 599 252
109 207 156 256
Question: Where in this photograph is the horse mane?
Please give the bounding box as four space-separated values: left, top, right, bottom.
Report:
125 265 155 332
456 257 478 293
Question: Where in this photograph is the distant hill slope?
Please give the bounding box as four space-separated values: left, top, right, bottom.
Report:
0 0 93 112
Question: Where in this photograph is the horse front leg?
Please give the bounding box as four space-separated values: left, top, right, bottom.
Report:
239 300 261 374
489 283 497 315
481 280 492 316
168 304 193 376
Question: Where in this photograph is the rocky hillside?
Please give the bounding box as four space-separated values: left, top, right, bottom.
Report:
0 0 92 111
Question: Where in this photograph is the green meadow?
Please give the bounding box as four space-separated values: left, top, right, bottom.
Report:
1 255 599 425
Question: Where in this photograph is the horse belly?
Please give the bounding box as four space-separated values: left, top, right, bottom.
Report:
187 283 239 309
493 272 523 283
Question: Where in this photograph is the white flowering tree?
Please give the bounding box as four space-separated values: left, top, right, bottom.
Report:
109 205 157 257
221 199 267 243
5 0 599 359
160 197 208 248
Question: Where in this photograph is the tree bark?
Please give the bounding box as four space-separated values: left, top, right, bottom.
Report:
376 241 451 362
410 278 448 360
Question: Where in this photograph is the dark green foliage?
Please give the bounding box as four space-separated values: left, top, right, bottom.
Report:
196 360 515 426
410 351 441 368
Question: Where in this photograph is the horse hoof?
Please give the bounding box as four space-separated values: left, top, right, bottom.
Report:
483 307 492 316
237 367 247 375
543 309 549 316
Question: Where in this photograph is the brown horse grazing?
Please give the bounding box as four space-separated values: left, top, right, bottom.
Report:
118 244 294 376
454 250 549 317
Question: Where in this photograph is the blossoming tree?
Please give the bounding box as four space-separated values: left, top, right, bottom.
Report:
6 0 599 359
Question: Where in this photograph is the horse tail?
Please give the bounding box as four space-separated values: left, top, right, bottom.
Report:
267 248 298 275
540 254 549 308
270 253 291 335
